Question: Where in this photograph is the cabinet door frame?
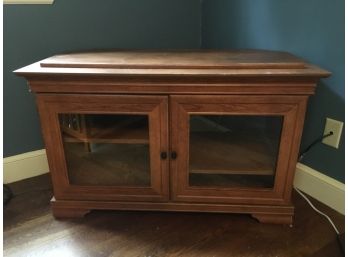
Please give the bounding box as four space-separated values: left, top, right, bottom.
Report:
37 94 169 202
170 95 308 205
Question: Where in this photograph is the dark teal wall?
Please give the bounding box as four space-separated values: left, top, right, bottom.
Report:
202 0 345 182
5 0 344 183
4 0 201 157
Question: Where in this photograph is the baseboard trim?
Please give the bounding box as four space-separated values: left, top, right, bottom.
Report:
3 149 49 184
3 150 345 215
294 163 345 214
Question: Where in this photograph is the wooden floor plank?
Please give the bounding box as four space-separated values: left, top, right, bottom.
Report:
4 174 344 257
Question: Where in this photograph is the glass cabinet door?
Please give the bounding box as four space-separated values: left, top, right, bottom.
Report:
60 114 151 187
170 95 304 205
189 115 282 189
37 94 169 202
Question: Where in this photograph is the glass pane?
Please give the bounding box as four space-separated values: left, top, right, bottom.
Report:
59 114 151 186
189 115 283 188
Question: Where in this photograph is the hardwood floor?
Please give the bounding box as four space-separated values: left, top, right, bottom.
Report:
4 174 344 257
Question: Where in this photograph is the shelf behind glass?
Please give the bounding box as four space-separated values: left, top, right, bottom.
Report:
59 114 151 187
189 115 283 188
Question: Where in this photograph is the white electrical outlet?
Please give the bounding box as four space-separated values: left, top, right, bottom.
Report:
322 118 344 149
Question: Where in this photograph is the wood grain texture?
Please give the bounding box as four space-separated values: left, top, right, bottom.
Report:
39 50 307 69
15 50 330 225
16 61 330 78
27 79 320 95
3 174 344 257
14 50 329 95
251 213 293 224
51 206 91 219
36 94 169 202
170 95 307 207
15 50 330 77
50 197 294 219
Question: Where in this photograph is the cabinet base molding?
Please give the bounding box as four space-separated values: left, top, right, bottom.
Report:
51 205 91 219
51 198 294 224
251 213 293 225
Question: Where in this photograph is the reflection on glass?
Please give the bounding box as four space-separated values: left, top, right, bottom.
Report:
189 115 283 188
59 114 150 186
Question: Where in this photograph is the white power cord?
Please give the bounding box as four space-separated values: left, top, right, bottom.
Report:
294 187 340 235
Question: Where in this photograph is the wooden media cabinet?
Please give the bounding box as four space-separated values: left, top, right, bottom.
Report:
15 50 330 224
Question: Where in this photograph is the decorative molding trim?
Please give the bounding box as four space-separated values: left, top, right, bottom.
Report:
3 0 54 4
3 149 49 184
294 163 345 214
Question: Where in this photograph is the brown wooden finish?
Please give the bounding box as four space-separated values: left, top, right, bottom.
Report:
16 63 329 80
15 50 330 224
15 50 330 77
50 197 294 224
51 206 91 219
4 174 344 257
170 95 307 206
251 213 294 225
282 97 309 203
36 94 169 202
39 50 307 69
15 50 329 95
28 79 320 95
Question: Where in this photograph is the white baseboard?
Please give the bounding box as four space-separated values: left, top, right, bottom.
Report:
3 149 49 184
3 150 345 215
294 163 345 214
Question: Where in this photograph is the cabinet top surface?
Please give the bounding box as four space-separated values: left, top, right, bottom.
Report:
39 50 305 69
15 49 330 78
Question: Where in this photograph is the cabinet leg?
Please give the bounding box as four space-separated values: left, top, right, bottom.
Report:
84 142 92 152
251 213 293 225
51 206 91 219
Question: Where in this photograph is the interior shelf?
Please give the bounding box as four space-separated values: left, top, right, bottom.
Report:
65 143 151 186
62 116 149 144
189 131 279 176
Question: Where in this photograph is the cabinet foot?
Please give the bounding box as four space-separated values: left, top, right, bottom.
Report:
51 206 91 219
251 213 293 225
84 142 92 152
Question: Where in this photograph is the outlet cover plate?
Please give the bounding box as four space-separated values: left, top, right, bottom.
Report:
322 118 344 149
